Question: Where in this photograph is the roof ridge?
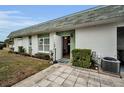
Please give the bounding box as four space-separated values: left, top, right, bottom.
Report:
9 5 124 38
11 5 108 33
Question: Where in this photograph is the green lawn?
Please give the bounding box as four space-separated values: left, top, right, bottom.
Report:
0 50 51 87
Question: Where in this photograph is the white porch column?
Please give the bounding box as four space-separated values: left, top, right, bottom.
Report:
32 35 38 55
50 32 56 51
13 38 18 52
22 37 29 53
50 32 63 60
55 35 63 60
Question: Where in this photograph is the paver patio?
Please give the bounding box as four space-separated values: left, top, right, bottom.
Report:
12 63 124 87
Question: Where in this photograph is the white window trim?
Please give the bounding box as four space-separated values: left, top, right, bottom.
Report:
38 37 49 53
38 51 49 53
17 38 22 40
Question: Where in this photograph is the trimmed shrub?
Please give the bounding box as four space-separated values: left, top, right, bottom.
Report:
15 52 20 54
18 46 25 53
20 53 31 56
72 49 91 68
8 51 14 53
34 53 50 60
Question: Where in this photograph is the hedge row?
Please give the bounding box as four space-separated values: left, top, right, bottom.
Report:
34 53 50 60
8 51 50 60
72 49 91 68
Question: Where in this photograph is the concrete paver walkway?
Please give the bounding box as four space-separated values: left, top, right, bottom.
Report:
12 64 124 87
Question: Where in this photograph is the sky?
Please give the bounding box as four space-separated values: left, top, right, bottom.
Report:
0 5 96 41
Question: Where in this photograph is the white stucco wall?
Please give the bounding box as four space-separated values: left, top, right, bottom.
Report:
12 21 124 58
31 35 38 55
13 37 29 53
13 38 17 52
13 38 23 52
13 35 38 55
50 32 55 50
75 23 117 58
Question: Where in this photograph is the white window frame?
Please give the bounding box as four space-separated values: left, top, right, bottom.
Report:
38 37 49 53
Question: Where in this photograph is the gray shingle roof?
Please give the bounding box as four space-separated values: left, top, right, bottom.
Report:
8 5 124 38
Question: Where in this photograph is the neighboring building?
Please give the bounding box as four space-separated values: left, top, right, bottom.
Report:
8 5 124 61
0 41 4 49
0 41 4 45
4 39 14 49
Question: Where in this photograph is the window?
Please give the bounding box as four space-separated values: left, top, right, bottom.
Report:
39 38 43 51
44 38 49 51
38 37 49 52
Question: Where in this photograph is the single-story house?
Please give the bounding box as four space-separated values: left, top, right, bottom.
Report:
8 5 124 62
